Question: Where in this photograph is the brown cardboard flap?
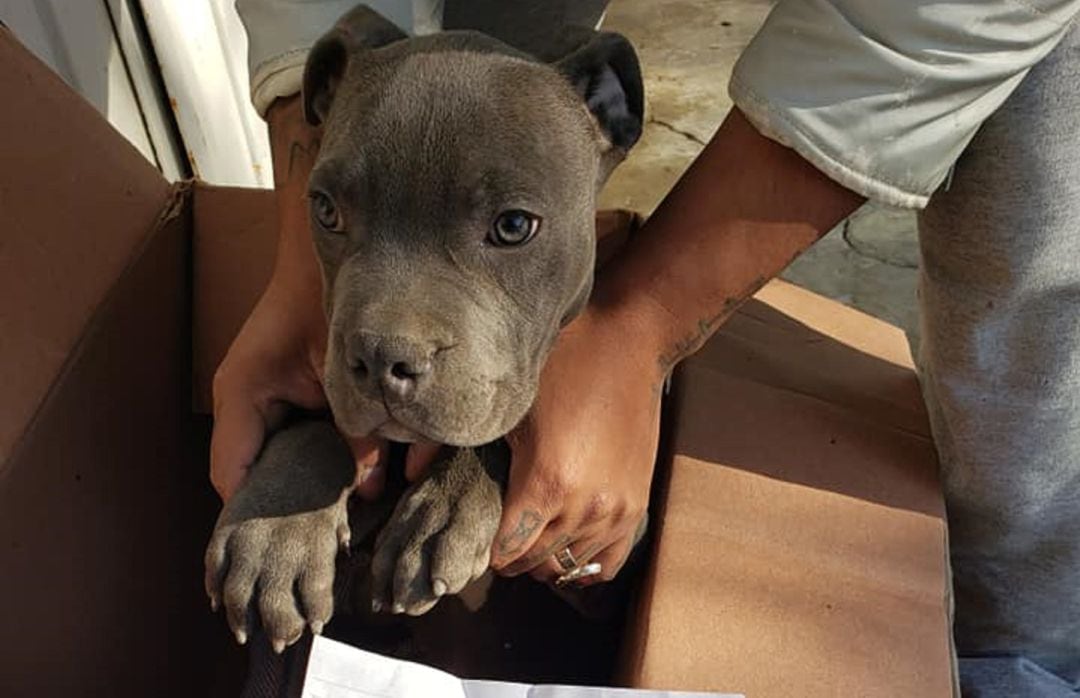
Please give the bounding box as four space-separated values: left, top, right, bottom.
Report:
625 281 951 697
190 189 643 413
0 183 236 695
0 27 172 469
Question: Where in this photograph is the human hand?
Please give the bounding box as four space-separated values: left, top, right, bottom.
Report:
489 303 664 586
209 273 386 502
209 94 388 502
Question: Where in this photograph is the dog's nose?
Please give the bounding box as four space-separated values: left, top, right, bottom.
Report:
350 334 435 400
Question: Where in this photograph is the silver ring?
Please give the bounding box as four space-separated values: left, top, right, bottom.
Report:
556 562 603 588
554 547 578 573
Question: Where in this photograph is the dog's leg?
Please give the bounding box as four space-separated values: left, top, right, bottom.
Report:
204 420 355 652
369 442 509 616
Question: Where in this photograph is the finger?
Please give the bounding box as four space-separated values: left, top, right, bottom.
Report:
490 505 552 571
209 397 265 502
349 436 386 501
405 440 442 482
211 389 290 502
573 536 634 588
490 449 559 569
299 539 337 635
529 534 606 584
500 526 574 578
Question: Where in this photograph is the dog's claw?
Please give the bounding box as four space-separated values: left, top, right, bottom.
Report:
235 629 248 646
310 620 324 635
432 579 448 597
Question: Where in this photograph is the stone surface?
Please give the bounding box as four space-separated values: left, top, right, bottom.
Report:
599 0 922 347
598 0 772 214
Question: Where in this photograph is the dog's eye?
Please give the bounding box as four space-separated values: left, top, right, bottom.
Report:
310 191 342 231
490 210 541 247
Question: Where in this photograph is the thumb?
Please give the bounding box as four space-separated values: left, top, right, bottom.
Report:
210 396 286 502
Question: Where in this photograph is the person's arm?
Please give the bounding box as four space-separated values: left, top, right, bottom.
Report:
209 95 385 501
600 108 864 381
490 108 862 580
492 0 1080 582
211 0 434 501
265 95 323 306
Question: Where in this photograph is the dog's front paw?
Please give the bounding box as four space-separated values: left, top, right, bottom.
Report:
371 448 502 616
203 421 356 653
205 498 350 652
204 497 350 652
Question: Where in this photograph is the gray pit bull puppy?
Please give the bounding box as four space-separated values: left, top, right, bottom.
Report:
204 5 644 655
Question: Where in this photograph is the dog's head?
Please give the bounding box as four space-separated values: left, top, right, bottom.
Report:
303 6 643 445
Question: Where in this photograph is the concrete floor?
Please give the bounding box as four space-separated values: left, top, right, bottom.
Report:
597 0 921 348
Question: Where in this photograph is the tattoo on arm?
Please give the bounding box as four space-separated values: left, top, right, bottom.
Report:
265 94 322 185
655 275 769 377
271 134 322 187
285 137 322 180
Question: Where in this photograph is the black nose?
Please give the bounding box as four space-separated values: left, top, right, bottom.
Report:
349 333 435 400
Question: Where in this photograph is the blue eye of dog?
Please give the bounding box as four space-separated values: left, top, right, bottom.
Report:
491 210 540 246
310 191 341 231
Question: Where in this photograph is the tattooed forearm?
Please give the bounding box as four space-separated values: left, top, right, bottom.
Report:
656 275 768 376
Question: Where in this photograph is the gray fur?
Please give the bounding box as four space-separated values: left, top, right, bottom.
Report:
205 4 643 653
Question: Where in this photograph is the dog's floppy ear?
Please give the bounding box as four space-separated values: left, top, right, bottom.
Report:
302 6 407 126
557 32 644 152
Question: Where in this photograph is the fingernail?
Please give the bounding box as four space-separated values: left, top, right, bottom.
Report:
235 629 247 646
432 579 448 597
371 599 383 613
272 639 286 654
391 603 405 614
310 620 324 635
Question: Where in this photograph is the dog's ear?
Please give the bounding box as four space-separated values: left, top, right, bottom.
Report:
302 6 407 126
557 32 644 152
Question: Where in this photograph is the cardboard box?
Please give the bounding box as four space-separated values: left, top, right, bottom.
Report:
0 26 952 697
621 283 953 696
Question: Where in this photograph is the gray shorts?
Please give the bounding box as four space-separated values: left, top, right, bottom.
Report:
918 20 1080 697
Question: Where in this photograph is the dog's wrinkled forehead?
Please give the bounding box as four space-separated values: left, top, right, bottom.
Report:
315 48 597 217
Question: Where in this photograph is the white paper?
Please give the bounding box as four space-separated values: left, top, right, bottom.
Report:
302 636 742 698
